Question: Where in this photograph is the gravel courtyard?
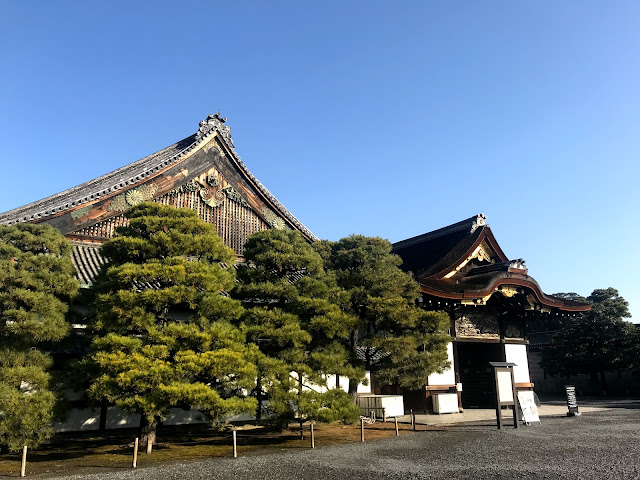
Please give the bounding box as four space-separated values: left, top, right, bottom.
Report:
54 404 640 480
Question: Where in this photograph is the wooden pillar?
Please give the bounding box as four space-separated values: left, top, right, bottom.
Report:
450 305 463 412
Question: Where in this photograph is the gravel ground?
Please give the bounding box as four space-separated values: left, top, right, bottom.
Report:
55 406 640 480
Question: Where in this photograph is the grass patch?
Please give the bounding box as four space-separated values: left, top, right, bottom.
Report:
0 420 424 478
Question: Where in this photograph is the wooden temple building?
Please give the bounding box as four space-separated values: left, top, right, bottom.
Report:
0 113 317 286
0 114 590 415
392 214 590 410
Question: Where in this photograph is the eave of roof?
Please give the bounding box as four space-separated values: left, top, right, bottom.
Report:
419 270 591 312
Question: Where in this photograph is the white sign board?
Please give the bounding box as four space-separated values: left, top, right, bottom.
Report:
497 371 514 403
517 391 540 425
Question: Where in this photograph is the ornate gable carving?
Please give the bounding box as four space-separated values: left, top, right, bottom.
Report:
444 241 497 279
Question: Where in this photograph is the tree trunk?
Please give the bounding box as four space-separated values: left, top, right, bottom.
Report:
599 367 608 396
255 377 263 424
589 370 599 394
298 373 304 440
349 330 359 400
99 401 108 431
139 416 158 454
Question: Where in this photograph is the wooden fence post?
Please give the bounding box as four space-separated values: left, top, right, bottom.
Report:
360 417 365 442
394 417 399 436
310 423 315 449
132 438 139 468
20 446 27 477
232 430 237 458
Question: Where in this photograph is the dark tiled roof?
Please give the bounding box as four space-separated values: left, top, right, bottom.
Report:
391 214 486 278
527 331 552 348
0 114 317 242
71 242 106 287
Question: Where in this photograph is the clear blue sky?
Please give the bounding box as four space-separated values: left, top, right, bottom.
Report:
1 1 638 321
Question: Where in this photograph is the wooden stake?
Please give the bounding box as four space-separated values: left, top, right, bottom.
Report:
132 438 139 468
394 417 399 436
412 411 417 431
20 446 27 477
232 430 237 458
360 417 365 442
310 423 315 449
383 408 386 423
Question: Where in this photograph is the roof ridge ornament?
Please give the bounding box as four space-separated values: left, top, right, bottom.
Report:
509 258 527 272
196 113 235 150
470 213 487 233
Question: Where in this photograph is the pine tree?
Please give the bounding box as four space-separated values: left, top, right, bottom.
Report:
0 223 79 451
88 203 256 452
317 235 451 394
541 287 632 394
234 229 362 427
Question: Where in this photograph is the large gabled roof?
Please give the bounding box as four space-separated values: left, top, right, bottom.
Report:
0 113 318 242
392 214 590 313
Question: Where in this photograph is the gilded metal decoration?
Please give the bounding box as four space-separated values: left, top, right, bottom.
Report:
201 192 224 208
261 206 288 230
505 324 523 339
125 189 145 206
174 180 201 194
206 174 219 188
71 206 91 219
170 178 226 208
221 186 249 208
499 286 520 298
271 217 286 230
107 194 128 212
108 184 158 212
444 241 495 279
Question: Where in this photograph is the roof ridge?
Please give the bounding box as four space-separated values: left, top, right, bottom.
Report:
392 213 486 250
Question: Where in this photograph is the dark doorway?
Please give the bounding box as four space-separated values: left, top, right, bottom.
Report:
457 342 503 408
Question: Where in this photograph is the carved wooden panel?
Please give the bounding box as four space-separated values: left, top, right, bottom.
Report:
68 170 272 256
455 313 500 339
504 322 524 339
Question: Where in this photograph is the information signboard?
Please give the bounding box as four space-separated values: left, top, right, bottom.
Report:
489 362 518 429
497 371 514 403
565 385 580 416
516 390 540 425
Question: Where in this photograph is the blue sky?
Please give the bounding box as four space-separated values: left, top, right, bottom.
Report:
1 1 638 321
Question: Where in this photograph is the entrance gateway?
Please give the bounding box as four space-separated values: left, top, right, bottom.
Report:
391 215 590 412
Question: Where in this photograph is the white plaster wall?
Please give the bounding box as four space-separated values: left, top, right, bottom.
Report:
427 342 455 386
53 408 101 433
357 371 372 394
164 408 207 426
106 407 141 429
356 395 404 417
505 343 531 384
